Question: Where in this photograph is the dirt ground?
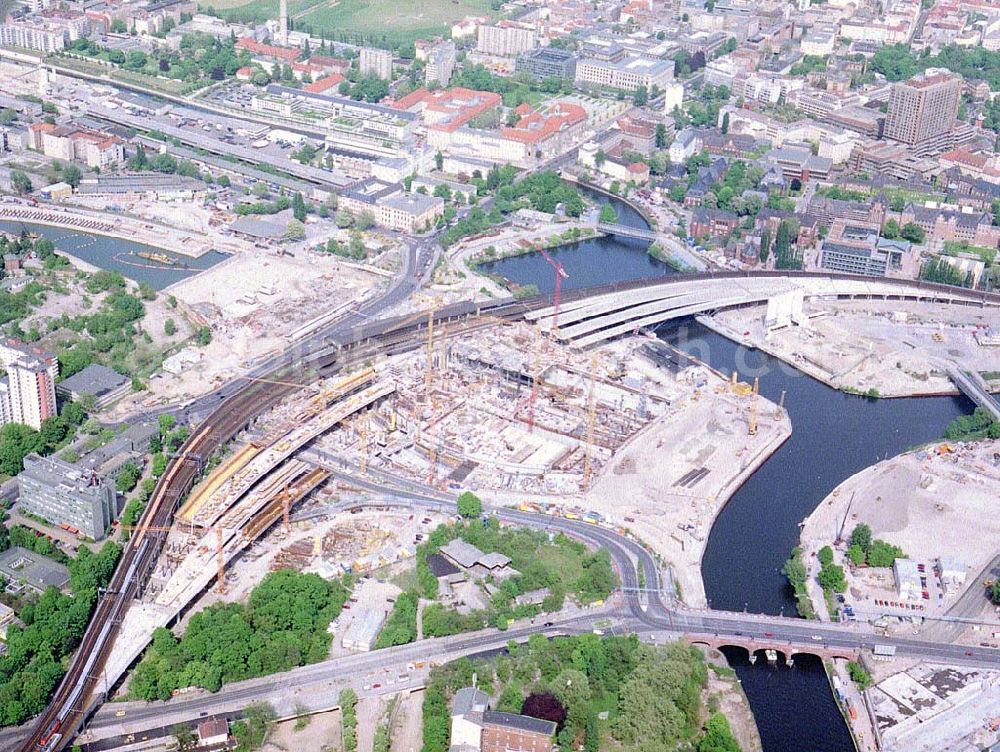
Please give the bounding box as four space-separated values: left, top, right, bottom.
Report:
714 300 1000 397
264 708 343 752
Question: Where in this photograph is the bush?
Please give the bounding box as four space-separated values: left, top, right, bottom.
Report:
847 661 872 690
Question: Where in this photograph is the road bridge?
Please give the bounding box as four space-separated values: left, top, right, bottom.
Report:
945 363 1000 420
526 274 1000 348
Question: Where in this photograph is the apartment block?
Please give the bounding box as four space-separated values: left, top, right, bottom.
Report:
0 340 58 430
476 23 536 57
19 454 117 540
359 47 393 80
424 41 456 87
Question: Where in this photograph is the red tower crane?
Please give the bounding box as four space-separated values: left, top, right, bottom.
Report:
537 247 569 338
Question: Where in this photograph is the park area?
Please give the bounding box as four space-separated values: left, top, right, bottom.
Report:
203 0 494 45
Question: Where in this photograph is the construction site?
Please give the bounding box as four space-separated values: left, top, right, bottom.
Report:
92 310 792 695
709 298 1000 398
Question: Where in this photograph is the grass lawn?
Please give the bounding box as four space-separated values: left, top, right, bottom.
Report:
201 0 493 46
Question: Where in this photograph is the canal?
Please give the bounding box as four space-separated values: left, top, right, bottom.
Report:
0 220 228 290
482 196 971 751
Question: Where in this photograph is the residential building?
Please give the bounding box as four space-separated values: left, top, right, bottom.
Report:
425 41 456 87
235 36 300 64
481 712 556 752
0 18 70 52
668 127 703 163
7 359 57 430
662 81 684 114
450 687 557 752
477 23 536 57
884 69 962 153
19 454 117 540
55 363 130 409
197 719 230 748
578 141 649 185
691 207 740 239
359 47 393 80
451 687 490 748
515 47 577 82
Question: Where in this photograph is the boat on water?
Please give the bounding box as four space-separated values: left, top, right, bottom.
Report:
135 250 177 266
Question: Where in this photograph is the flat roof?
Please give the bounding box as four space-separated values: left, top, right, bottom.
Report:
56 363 129 397
0 547 71 592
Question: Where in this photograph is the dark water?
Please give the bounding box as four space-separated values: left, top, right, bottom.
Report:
0 220 228 290
478 189 680 289
490 223 973 752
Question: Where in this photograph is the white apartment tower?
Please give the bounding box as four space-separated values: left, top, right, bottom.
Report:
279 0 288 44
359 47 393 80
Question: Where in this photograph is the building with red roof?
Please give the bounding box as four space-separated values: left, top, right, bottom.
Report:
236 37 301 64
393 87 503 149
304 73 345 94
500 101 587 160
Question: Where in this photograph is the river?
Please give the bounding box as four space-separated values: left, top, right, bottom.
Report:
0 220 228 290
481 194 971 751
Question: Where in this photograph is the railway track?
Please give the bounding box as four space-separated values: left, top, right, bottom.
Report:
20 269 1000 751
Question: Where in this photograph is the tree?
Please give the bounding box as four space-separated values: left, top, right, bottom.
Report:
847 662 872 691
655 123 668 148
291 192 307 221
115 463 141 493
818 545 834 566
10 171 32 195
285 218 305 240
164 318 177 336
867 539 905 568
850 524 872 554
63 165 83 189
882 219 900 239
552 669 591 728
698 713 740 752
195 326 212 346
900 222 925 244
847 544 866 566
633 85 648 106
435 151 444 171
721 112 730 134
759 227 772 263
457 491 483 518
0 423 42 475
598 204 619 223
818 562 847 593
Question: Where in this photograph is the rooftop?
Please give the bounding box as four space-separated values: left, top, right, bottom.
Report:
482 711 557 736
0 547 71 592
56 363 128 398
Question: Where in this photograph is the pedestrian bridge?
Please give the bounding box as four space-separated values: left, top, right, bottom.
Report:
526 274 999 348
597 222 658 241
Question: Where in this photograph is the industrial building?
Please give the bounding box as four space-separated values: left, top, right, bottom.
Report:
56 363 130 409
19 454 117 540
451 687 557 752
341 608 386 652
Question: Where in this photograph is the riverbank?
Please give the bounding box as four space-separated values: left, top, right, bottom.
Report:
707 299 1000 399
0 201 221 258
796 438 1000 634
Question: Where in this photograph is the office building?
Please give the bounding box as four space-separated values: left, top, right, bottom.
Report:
19 454 117 540
818 219 910 277
425 41 456 87
339 179 444 233
884 69 961 152
515 47 577 81
359 47 393 80
575 50 674 92
477 23 536 57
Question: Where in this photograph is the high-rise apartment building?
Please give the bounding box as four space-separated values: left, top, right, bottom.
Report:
476 23 536 57
359 47 393 80
884 69 961 152
0 340 58 430
425 41 456 87
19 454 117 540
